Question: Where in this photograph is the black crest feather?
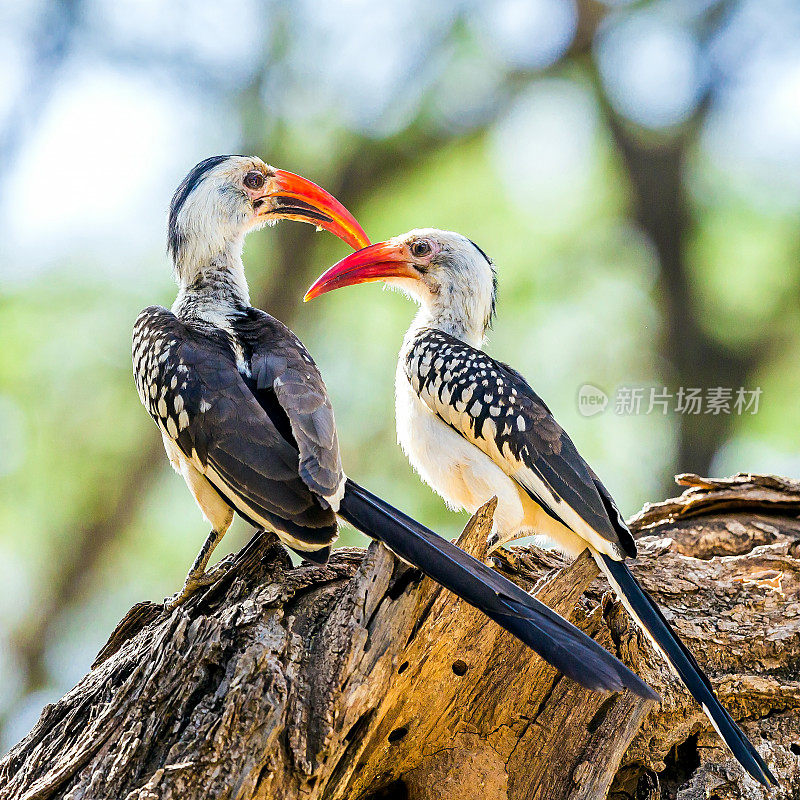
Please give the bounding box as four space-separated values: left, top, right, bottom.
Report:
468 238 498 329
168 155 239 259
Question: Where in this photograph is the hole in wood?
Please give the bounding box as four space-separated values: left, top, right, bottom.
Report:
587 695 615 733
364 779 409 800
345 710 376 742
451 659 468 676
388 569 417 600
388 727 408 743
791 743 800 756
660 733 700 791
398 661 409 674
633 769 659 798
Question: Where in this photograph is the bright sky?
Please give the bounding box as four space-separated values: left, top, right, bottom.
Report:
1 62 234 281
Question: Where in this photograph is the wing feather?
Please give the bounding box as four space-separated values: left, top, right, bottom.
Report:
404 328 635 556
133 306 338 545
246 313 345 505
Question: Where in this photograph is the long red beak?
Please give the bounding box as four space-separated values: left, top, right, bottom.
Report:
304 241 416 301
264 169 370 250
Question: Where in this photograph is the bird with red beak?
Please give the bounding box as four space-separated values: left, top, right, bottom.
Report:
135 155 367 608
305 228 776 787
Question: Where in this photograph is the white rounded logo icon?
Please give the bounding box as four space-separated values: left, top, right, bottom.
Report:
577 384 608 417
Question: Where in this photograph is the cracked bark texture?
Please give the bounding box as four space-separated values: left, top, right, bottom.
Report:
1 474 799 800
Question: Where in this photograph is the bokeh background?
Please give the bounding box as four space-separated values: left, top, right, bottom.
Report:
1 0 799 752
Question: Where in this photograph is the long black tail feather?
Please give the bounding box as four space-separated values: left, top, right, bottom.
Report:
597 553 776 787
339 480 657 700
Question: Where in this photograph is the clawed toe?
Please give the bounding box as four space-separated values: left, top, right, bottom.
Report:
201 560 233 583
163 561 233 610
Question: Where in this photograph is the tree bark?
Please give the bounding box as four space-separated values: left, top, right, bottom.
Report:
2 474 799 800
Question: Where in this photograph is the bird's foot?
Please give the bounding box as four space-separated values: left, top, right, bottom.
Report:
486 528 524 555
164 561 233 611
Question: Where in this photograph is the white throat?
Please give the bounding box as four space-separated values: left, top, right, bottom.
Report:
172 238 251 320
411 281 490 349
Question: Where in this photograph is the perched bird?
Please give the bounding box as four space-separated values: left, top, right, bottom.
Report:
133 155 369 606
131 158 653 701
304 228 777 786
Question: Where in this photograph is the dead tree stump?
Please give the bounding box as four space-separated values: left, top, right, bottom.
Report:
1 474 799 800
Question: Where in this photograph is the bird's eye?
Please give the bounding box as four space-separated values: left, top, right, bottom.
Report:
244 171 265 190
411 240 431 257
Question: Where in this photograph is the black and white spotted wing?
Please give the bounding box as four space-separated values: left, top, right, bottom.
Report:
132 305 341 546
404 327 636 558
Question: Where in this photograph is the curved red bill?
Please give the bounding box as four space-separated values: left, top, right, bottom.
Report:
267 169 370 250
304 241 416 301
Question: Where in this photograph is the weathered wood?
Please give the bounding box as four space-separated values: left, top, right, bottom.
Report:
1 476 799 800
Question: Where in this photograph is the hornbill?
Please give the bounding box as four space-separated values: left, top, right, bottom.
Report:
305 228 777 786
132 157 654 700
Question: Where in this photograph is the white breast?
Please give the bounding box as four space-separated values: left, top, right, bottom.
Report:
395 360 533 535
396 351 599 556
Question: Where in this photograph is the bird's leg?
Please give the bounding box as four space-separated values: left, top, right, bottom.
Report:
486 523 530 554
165 528 230 610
